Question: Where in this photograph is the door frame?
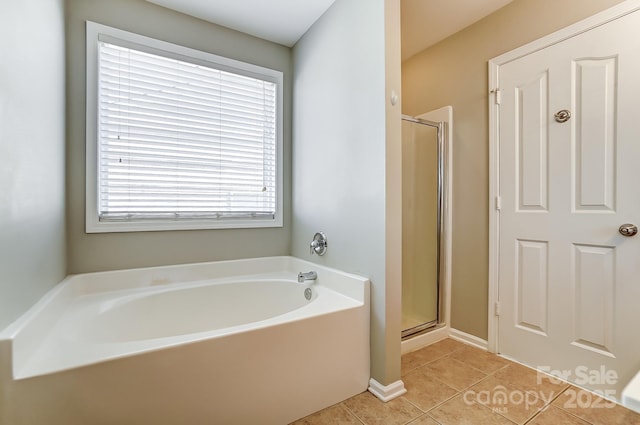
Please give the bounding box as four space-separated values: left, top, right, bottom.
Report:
487 0 640 354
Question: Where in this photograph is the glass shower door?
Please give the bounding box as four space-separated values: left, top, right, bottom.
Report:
401 118 440 336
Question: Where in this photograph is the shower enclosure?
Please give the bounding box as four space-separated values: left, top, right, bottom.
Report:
401 115 445 338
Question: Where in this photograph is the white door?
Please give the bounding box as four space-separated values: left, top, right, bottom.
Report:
497 9 640 398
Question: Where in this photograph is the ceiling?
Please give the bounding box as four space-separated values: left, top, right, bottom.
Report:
401 0 515 61
147 0 514 59
147 0 337 47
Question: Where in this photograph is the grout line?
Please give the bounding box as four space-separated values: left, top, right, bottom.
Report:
522 404 548 425
469 399 520 424
492 397 542 425
464 372 495 388
425 412 444 425
400 387 459 415
400 394 425 412
547 383 571 405
443 353 493 377
547 390 603 425
340 402 367 425
424 390 462 414
401 352 450 377
487 362 513 376
522 404 593 425
447 341 515 376
405 364 460 391
339 400 366 425
430 358 490 393
400 413 426 425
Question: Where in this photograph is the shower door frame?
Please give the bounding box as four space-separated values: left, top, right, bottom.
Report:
401 114 448 339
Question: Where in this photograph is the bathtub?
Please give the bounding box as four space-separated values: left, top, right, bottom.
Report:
0 256 370 425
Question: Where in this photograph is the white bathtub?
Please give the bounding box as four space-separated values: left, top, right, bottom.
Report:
0 256 370 425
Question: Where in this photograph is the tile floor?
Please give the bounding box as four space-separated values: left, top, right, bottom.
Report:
291 338 640 425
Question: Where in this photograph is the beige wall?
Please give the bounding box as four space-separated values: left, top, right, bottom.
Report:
401 0 624 340
65 0 293 273
0 0 67 330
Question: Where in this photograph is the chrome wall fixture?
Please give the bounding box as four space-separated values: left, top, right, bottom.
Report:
310 231 328 255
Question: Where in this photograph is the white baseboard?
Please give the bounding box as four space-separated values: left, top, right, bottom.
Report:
401 326 449 354
367 378 407 402
449 328 488 350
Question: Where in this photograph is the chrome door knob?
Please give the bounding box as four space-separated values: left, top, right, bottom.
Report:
619 224 638 237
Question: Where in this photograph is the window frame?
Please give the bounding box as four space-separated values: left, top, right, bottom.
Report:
85 21 283 233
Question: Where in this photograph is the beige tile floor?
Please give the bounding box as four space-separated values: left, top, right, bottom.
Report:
292 339 640 425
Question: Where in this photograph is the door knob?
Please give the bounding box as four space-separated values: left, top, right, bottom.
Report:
554 109 571 123
619 224 638 237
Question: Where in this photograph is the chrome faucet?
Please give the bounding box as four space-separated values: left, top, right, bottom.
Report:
298 271 317 283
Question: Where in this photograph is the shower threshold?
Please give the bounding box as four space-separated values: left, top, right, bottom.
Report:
401 319 439 339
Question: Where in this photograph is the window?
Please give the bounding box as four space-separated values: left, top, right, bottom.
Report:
86 22 283 232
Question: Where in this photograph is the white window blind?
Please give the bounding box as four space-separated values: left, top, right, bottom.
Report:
97 41 277 223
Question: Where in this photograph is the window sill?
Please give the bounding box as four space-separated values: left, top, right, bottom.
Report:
85 217 283 233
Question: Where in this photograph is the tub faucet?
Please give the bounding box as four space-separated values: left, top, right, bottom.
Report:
298 271 317 283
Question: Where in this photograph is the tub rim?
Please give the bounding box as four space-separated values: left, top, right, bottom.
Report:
0 255 370 380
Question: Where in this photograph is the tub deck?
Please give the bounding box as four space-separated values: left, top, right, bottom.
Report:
17 276 362 378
